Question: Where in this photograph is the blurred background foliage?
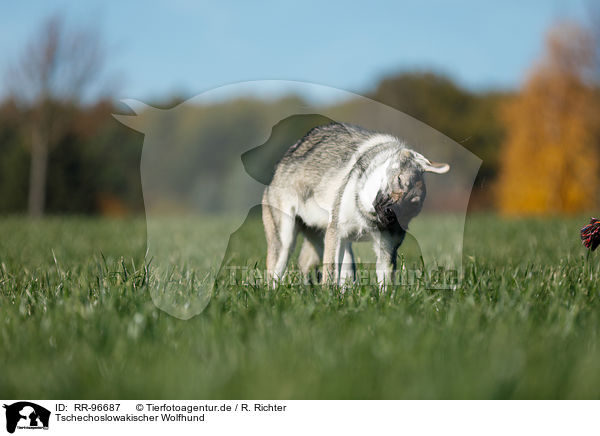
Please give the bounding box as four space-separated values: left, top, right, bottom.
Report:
497 22 600 214
1 16 599 216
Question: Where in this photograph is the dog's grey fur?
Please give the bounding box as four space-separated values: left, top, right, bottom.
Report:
262 122 449 286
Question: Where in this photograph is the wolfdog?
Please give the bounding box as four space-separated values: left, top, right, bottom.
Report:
262 122 449 286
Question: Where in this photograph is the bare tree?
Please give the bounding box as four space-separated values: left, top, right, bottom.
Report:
7 15 105 216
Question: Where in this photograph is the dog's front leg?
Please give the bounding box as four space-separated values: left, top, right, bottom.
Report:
372 231 397 290
338 241 356 284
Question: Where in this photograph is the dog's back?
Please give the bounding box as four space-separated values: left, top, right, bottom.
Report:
273 123 372 187
268 123 397 205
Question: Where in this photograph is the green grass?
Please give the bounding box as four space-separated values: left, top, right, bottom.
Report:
1 214 600 398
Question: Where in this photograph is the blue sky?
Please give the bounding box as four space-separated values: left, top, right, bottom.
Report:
0 0 590 103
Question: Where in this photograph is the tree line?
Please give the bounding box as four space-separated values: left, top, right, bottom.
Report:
0 17 597 215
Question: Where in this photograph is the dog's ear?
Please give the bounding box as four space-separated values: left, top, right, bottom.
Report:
413 152 450 174
423 161 450 174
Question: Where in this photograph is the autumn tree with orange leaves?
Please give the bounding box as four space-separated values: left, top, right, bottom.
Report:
497 22 600 214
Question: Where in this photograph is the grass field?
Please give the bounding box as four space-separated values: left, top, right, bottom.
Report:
1 214 600 399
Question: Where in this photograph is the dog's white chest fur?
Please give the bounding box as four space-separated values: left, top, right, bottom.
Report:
295 156 390 238
338 162 389 238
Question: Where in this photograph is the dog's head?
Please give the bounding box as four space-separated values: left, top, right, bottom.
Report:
376 149 449 229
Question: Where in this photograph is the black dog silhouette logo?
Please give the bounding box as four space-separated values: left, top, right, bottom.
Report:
3 402 50 433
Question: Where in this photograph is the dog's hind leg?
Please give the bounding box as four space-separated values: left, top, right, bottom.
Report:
262 197 298 283
274 211 298 280
298 226 324 281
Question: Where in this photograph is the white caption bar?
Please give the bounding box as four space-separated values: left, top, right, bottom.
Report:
1 400 598 435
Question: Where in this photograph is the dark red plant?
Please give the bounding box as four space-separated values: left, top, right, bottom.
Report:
581 218 600 251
